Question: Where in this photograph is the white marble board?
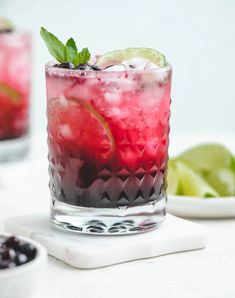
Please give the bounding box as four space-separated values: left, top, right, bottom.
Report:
4 214 208 269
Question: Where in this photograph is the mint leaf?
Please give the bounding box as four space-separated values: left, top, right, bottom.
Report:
40 27 91 67
76 47 91 65
66 38 78 65
40 27 67 63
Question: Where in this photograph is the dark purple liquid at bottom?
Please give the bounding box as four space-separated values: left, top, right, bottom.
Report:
49 157 167 208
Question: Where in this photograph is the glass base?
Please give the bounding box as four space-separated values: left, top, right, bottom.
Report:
0 135 29 162
51 196 167 235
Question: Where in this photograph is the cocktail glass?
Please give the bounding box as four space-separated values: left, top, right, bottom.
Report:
0 32 31 161
46 62 172 234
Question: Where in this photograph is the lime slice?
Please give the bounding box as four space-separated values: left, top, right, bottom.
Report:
96 47 166 68
167 160 180 195
73 97 115 154
206 168 235 196
176 161 219 197
178 144 233 173
48 97 115 161
0 83 21 104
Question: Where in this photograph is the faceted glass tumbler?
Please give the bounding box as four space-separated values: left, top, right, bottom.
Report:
46 62 172 234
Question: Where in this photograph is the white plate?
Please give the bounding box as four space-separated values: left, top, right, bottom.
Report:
167 195 235 218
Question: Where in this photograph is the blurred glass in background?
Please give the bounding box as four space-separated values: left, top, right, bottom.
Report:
0 17 31 161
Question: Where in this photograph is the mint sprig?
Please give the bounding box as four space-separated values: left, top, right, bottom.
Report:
40 27 91 67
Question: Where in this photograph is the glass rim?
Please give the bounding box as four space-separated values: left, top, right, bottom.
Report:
0 31 31 38
45 61 172 78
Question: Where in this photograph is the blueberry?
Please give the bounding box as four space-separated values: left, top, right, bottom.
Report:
76 63 101 71
89 64 101 71
76 63 89 70
8 249 17 260
59 62 74 69
0 261 16 269
8 262 16 268
0 261 11 269
0 236 36 269
0 248 13 260
20 243 36 260
4 236 20 250
14 253 28 265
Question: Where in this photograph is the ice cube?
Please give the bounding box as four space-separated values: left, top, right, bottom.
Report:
154 69 169 83
59 124 72 139
59 93 69 107
103 75 136 92
104 92 121 104
123 58 160 70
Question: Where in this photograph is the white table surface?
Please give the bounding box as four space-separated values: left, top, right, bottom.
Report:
1 133 235 298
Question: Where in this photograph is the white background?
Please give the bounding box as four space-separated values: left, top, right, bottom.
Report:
1 3 235 297
1 0 235 135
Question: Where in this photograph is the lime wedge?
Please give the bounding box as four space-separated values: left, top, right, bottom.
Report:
71 97 115 154
48 97 115 160
96 47 166 68
167 160 180 195
176 161 219 197
0 83 21 104
178 144 233 173
206 168 235 196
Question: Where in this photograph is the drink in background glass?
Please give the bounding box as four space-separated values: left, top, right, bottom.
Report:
0 24 31 161
46 62 172 234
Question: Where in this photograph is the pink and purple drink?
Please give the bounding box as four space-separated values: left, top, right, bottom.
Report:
0 19 31 160
46 60 172 234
